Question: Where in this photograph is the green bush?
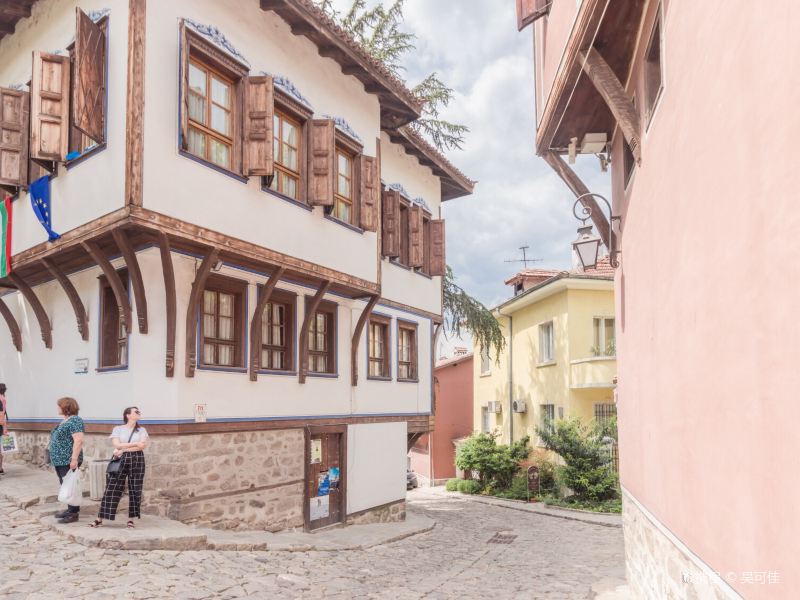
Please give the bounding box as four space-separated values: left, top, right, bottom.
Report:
455 432 531 489
445 478 460 492
492 473 529 500
457 479 482 494
536 417 619 503
543 496 622 514
530 457 558 497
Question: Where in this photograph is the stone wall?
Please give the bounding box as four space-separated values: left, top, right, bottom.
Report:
8 428 305 531
346 499 406 525
623 489 740 600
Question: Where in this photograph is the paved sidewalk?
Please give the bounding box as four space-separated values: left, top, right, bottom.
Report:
0 464 434 551
422 485 622 527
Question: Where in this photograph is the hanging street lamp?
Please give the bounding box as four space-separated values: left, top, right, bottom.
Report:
572 192 621 269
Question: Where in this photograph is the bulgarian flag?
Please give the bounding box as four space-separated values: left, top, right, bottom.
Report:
0 196 12 277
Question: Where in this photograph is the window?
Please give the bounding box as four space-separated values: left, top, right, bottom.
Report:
260 290 295 371
368 317 391 379
539 321 554 363
592 317 616 357
398 202 410 266
397 322 418 381
481 406 490 433
332 148 355 224
186 59 235 170
201 278 245 368
594 403 617 426
540 404 555 433
480 347 491 375
269 111 301 200
308 303 336 374
99 270 128 368
644 9 663 125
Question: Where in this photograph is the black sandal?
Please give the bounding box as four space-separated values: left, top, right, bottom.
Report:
89 519 103 528
127 520 135 528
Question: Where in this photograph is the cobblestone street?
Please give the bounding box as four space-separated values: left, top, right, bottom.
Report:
0 487 625 599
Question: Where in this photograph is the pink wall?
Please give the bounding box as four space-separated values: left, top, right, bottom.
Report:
613 1 800 597
410 355 474 482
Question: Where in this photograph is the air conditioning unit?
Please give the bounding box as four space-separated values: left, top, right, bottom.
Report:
487 401 502 414
512 400 527 413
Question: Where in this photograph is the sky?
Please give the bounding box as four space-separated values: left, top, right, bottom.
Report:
328 0 610 355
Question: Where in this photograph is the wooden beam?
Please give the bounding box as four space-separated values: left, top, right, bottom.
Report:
112 228 147 333
579 46 641 163
543 150 610 247
185 248 219 378
81 240 133 334
407 432 424 452
42 257 89 341
350 294 379 386
0 296 22 351
248 266 286 382
7 272 52 349
298 279 331 384
125 0 146 206
341 64 363 76
157 232 176 377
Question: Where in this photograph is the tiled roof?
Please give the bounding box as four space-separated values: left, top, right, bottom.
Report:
573 255 615 277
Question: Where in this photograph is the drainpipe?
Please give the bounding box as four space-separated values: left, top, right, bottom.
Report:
497 310 513 444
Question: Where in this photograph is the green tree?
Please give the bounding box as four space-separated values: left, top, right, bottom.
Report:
316 0 468 151
536 417 619 503
455 432 530 489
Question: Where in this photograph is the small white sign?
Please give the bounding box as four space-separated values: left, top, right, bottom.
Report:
310 495 329 521
194 404 207 423
310 439 322 464
74 358 89 374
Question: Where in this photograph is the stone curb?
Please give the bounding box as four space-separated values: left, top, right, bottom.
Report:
441 490 622 528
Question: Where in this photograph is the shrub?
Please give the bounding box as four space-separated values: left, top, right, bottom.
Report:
457 479 482 494
455 432 531 489
536 417 619 503
529 457 558 497
492 473 529 500
445 478 460 492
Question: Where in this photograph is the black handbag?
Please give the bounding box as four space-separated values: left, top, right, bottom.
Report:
106 428 136 474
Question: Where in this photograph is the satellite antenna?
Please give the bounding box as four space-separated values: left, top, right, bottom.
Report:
504 246 542 269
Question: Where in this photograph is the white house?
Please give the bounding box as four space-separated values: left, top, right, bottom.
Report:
0 0 473 531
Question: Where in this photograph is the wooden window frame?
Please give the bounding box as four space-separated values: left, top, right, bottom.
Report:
262 90 312 207
367 314 392 381
643 5 664 129
180 28 247 179
66 14 109 167
98 268 129 370
259 287 297 374
199 275 247 370
396 319 419 382
396 199 411 267
186 57 236 171
269 109 303 201
418 213 432 276
326 131 363 231
306 299 338 376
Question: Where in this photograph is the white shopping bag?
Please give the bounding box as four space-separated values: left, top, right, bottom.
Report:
57 469 83 506
0 431 18 453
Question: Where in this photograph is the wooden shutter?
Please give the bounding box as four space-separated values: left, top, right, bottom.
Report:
430 219 446 276
381 189 400 257
73 8 105 143
243 75 274 176
179 21 189 150
307 119 335 206
30 51 71 163
517 0 551 31
0 88 30 190
409 205 423 268
359 155 378 231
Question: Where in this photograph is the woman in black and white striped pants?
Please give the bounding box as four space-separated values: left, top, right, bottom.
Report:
90 407 149 528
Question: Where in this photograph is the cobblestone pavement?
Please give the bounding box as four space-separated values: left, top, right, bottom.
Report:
0 487 625 599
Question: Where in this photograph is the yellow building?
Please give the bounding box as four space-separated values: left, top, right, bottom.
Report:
474 260 616 445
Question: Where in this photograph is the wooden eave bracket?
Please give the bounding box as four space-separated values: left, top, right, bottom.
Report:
249 265 287 382
0 296 22 351
112 229 148 334
7 272 52 348
42 257 89 341
185 247 220 378
298 279 332 384
81 240 133 334
578 47 642 163
543 150 611 247
157 232 177 377
350 294 380 386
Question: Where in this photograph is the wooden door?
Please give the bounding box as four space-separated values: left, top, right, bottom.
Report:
305 427 346 531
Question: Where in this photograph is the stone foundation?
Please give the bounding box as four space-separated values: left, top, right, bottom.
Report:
346 499 406 525
8 428 304 532
623 489 740 600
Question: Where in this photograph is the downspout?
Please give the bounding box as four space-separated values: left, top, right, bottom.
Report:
497 310 513 443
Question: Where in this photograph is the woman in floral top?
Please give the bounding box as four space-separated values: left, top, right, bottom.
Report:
49 397 85 524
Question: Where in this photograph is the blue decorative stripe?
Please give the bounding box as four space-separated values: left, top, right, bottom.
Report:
10 412 433 425
322 114 363 143
261 72 313 109
386 183 430 212
184 19 250 67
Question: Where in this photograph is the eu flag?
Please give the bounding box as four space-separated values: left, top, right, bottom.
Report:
29 175 60 242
